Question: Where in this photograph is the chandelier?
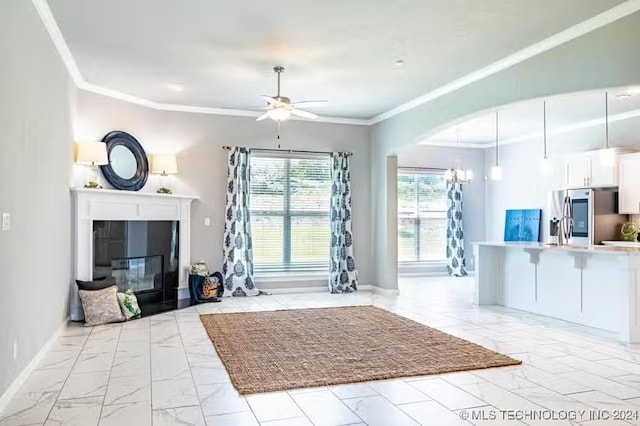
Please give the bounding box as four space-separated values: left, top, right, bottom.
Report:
445 129 473 185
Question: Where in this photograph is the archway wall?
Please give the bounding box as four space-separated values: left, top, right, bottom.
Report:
370 11 640 289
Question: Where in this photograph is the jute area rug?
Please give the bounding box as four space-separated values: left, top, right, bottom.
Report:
200 305 521 394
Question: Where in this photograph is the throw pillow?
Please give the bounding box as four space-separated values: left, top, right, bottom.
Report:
76 276 117 291
79 285 125 326
117 290 142 320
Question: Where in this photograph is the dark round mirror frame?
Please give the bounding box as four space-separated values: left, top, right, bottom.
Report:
99 131 149 191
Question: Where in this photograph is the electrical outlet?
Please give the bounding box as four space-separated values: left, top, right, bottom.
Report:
13 340 17 360
1 212 9 231
204 217 211 226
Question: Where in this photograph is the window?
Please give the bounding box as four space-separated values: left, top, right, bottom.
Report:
249 153 331 272
397 170 447 262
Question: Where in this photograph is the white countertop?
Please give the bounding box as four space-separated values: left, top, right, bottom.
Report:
474 241 640 254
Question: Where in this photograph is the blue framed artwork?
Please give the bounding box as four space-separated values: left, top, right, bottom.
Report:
504 209 542 242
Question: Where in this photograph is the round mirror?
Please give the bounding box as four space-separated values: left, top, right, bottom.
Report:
100 131 149 191
109 145 137 179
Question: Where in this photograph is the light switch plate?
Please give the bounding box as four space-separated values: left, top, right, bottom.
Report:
1 212 9 231
204 217 211 226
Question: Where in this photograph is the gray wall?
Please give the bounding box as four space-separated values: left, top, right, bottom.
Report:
0 0 75 399
484 116 640 242
397 145 486 270
371 11 640 289
75 90 372 290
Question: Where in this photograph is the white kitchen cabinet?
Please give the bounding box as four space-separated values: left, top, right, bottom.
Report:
565 154 591 188
618 153 640 213
564 149 630 189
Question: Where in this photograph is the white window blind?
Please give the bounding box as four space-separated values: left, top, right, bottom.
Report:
397 169 447 263
249 153 331 272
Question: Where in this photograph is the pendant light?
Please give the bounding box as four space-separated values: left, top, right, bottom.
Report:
490 111 503 181
600 91 616 167
444 129 473 185
539 100 553 175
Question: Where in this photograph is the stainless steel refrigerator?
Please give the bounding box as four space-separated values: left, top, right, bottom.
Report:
548 188 627 245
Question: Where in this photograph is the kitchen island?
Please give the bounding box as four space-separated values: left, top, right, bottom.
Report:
474 242 640 343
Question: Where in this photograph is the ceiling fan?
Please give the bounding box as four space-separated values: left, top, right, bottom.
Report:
256 66 328 122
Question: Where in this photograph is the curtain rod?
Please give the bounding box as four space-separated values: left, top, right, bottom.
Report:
222 146 353 156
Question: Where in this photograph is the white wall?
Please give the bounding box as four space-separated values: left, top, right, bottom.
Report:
75 90 372 290
397 145 486 270
0 0 75 401
484 115 640 241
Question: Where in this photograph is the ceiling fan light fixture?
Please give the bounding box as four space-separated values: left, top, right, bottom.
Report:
256 66 327 124
268 108 291 121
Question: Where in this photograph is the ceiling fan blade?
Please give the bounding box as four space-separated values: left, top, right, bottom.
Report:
290 100 328 108
256 111 271 121
290 109 318 119
260 95 277 106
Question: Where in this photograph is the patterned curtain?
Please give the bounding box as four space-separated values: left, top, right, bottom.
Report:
446 181 467 277
329 152 358 293
222 147 259 297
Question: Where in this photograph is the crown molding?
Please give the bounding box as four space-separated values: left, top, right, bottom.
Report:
417 107 640 149
32 0 82 85
417 139 487 149
370 0 640 125
31 0 370 126
33 0 640 128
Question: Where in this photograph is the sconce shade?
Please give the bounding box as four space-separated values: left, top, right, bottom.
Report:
75 142 108 166
151 154 178 175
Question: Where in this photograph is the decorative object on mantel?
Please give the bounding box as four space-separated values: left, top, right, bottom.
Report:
444 129 472 185
75 141 108 188
100 131 149 191
151 153 178 194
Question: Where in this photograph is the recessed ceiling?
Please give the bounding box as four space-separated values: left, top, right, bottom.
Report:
422 87 640 147
47 0 624 120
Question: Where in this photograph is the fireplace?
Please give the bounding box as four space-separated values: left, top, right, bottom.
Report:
71 188 198 321
93 220 179 316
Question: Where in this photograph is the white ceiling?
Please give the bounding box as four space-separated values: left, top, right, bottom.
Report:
47 0 624 120
422 87 640 147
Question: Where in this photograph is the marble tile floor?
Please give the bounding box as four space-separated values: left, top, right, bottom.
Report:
4 276 640 425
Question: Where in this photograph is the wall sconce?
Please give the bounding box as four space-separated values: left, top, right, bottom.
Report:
151 154 178 194
75 142 108 188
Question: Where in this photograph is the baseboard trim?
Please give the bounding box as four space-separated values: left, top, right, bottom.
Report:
255 284 399 296
366 285 400 296
0 318 69 412
263 286 327 294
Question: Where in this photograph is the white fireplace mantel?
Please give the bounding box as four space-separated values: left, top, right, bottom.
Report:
70 187 199 321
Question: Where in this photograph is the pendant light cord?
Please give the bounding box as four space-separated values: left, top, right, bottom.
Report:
456 129 461 169
495 111 499 166
605 91 609 149
543 101 547 159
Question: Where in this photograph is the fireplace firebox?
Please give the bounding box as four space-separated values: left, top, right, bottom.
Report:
93 220 179 316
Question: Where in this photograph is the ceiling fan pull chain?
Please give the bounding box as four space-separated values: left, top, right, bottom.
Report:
277 120 281 147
